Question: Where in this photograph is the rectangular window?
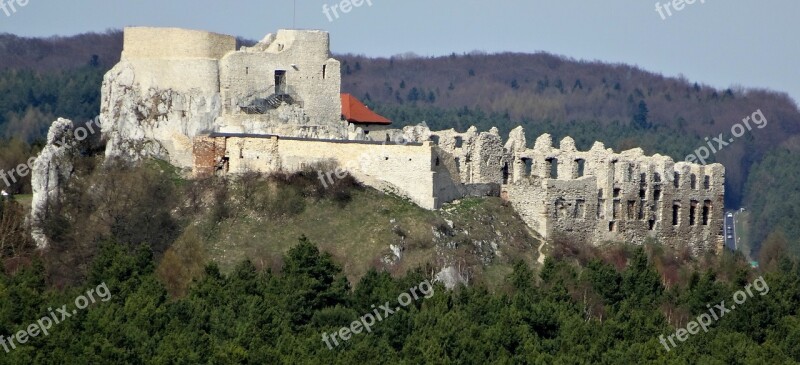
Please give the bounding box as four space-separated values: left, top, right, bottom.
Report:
702 200 711 225
576 159 585 178
522 158 532 177
275 70 287 94
672 202 681 226
547 158 559 179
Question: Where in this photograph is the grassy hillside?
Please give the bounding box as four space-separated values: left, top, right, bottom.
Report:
185 174 541 291
27 158 539 293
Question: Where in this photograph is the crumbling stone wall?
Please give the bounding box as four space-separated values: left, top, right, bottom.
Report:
503 129 725 253
192 136 227 177
426 127 504 202
218 30 343 138
194 134 441 209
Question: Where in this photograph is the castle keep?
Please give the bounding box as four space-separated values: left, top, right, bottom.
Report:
98 27 725 252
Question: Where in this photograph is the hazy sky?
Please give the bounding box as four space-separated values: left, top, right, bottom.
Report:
0 0 797 104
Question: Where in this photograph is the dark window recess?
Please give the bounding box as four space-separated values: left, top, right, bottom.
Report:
609 221 616 232
648 220 656 230
550 158 559 179
454 137 463 148
275 70 287 94
522 158 533 177
654 188 662 201
613 188 621 198
654 173 661 182
576 159 585 178
689 201 698 225
702 200 711 225
674 172 680 188
502 163 509 184
704 175 711 189
322 65 326 79
672 203 681 226
691 174 697 189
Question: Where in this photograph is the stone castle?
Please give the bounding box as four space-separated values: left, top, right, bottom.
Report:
41 27 726 251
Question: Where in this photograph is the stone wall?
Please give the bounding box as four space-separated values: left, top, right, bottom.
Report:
193 136 227 177
192 115 724 254
503 130 725 252
121 27 236 93
197 134 442 209
218 30 343 136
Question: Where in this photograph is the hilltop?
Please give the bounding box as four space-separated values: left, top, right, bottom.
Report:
0 30 798 257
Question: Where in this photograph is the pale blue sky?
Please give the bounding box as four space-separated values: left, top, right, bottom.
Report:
0 0 797 104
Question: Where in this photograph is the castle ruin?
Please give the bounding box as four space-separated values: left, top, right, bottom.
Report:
86 27 726 252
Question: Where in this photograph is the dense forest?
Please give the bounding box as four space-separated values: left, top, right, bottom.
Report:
0 154 796 363
1 233 799 363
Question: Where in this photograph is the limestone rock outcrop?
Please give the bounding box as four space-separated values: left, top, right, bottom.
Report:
30 118 78 248
101 61 223 169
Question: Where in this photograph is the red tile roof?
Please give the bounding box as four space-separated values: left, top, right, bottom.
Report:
341 93 391 125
